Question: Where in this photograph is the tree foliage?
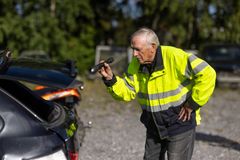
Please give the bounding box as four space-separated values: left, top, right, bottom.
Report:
0 0 240 74
135 0 240 48
0 0 95 73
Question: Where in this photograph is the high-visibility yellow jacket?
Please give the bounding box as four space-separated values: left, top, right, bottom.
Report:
106 46 216 139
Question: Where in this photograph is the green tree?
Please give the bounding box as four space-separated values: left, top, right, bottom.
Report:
0 0 96 73
1 0 240 74
136 0 240 49
137 0 199 48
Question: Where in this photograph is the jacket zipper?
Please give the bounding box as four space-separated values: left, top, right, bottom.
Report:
147 75 164 139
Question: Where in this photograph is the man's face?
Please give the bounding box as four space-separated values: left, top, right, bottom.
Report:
131 35 155 64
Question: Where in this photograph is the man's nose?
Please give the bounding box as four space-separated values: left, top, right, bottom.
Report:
132 50 138 57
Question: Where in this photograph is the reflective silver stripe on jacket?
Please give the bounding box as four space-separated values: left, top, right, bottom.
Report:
137 80 191 112
193 61 209 74
188 54 198 62
140 92 189 112
125 72 134 81
123 77 135 92
138 80 191 100
186 54 209 77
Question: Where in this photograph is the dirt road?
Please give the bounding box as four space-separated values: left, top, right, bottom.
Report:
78 79 240 160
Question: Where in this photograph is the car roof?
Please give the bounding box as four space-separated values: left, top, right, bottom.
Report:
0 58 78 89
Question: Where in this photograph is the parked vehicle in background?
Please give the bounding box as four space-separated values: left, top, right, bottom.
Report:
0 49 82 160
19 50 51 61
201 44 240 87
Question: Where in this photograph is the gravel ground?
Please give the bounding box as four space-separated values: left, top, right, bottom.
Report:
77 79 240 160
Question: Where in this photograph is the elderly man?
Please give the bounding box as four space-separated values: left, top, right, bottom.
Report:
99 27 216 160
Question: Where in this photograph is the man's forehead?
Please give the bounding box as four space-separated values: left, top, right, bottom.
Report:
131 35 146 44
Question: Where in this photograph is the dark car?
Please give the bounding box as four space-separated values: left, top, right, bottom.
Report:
33 60 85 160
0 50 79 160
201 44 240 87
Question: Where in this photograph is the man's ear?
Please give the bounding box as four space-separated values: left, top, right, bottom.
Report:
151 43 157 52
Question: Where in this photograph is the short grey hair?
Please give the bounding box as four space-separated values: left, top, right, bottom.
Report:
131 27 160 46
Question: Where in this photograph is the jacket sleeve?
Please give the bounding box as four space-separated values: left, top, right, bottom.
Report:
106 74 137 101
106 58 139 102
185 53 216 110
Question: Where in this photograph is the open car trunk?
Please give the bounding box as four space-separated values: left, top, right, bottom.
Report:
0 58 79 89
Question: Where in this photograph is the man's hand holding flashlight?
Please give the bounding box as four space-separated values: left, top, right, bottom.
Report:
98 62 113 80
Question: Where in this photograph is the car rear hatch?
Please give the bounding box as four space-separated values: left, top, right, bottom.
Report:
0 57 79 140
0 58 79 89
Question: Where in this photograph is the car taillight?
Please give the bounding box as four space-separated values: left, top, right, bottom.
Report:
31 150 67 160
42 88 80 101
69 151 79 160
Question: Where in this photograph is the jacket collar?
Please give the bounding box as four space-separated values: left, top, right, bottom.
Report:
139 46 164 74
